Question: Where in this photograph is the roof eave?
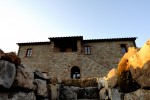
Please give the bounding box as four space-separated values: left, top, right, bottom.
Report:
17 41 50 46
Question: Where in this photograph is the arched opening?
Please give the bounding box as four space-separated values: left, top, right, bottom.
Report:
71 66 80 79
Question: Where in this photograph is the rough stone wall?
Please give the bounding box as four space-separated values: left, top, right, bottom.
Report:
48 53 109 79
82 41 135 70
18 44 51 72
18 40 136 79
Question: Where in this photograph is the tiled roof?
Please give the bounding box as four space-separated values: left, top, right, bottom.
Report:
83 37 137 42
17 41 50 45
17 37 137 45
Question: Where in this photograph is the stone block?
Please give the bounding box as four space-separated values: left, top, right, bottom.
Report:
0 60 16 89
124 89 150 100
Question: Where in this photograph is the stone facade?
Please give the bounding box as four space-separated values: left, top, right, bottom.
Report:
17 36 136 79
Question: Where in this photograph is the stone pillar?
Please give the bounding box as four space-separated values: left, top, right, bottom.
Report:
77 40 81 53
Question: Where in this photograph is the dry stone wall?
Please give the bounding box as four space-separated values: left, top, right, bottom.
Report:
0 59 50 100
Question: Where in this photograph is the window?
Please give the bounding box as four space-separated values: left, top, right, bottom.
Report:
26 48 32 57
121 44 127 54
71 66 80 79
85 46 91 54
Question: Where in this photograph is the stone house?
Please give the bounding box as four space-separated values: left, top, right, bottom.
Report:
17 36 136 79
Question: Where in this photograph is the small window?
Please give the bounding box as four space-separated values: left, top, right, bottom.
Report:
26 48 32 57
121 44 127 54
85 46 91 54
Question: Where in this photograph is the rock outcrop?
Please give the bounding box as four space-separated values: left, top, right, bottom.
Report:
35 79 48 97
0 92 36 100
13 66 36 90
98 69 123 100
117 47 140 93
117 39 150 92
129 39 150 88
104 68 117 89
0 49 4 59
124 89 150 100
34 70 46 80
0 60 16 89
0 49 50 99
97 39 150 99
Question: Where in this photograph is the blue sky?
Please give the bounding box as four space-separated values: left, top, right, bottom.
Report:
0 0 150 52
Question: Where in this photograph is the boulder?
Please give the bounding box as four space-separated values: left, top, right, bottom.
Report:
70 86 80 92
130 60 150 88
13 67 36 90
97 77 105 90
63 86 99 99
59 86 77 100
134 39 150 67
118 47 138 76
124 89 150 100
0 60 16 89
117 47 140 93
129 39 150 88
34 70 46 80
99 87 109 100
105 68 117 89
50 84 59 100
117 58 134 93
0 92 36 100
73 87 99 99
84 87 99 99
108 88 123 100
0 49 4 59
35 79 48 97
129 39 150 68
0 92 9 100
9 92 36 100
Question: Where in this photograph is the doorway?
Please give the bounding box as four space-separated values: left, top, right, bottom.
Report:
71 66 80 79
